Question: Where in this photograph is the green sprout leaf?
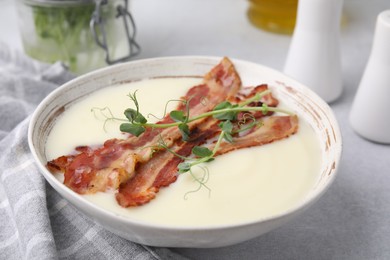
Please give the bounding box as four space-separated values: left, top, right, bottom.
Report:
213 101 238 120
124 108 147 124
170 110 187 122
120 123 145 136
178 123 190 141
192 146 213 158
124 108 138 121
213 101 232 110
219 121 233 133
223 132 233 143
219 121 234 143
178 162 191 173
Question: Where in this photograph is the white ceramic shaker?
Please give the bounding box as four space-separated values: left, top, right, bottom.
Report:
350 10 390 144
283 0 344 103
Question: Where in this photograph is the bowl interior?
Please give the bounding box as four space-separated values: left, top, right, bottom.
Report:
28 56 342 247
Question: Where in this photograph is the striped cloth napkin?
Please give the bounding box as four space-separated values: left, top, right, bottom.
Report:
0 43 187 260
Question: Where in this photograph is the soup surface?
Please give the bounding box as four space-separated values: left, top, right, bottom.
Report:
46 77 322 227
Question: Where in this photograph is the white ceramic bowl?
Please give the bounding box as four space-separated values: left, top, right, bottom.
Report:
28 56 342 248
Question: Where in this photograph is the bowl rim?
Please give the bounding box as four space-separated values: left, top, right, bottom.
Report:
28 55 342 231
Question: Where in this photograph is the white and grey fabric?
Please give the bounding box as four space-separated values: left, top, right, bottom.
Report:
0 43 187 260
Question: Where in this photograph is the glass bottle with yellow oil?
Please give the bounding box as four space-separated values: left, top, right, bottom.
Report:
247 0 298 35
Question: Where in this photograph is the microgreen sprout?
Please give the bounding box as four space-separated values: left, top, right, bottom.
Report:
93 89 295 196
118 90 292 136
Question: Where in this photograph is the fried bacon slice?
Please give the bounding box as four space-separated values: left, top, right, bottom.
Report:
214 115 298 155
47 57 242 194
47 141 139 194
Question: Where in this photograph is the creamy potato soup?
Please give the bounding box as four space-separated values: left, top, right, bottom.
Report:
46 78 322 227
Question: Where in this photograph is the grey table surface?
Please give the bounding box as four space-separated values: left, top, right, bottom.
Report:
2 0 390 259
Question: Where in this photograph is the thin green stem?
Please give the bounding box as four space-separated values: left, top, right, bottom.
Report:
211 130 226 155
139 106 293 129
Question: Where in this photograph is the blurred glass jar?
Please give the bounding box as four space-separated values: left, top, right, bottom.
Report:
17 0 140 74
247 0 298 35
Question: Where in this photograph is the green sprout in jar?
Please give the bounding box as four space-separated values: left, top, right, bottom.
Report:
19 1 117 74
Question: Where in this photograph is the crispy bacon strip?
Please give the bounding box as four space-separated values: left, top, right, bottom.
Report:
215 115 298 155
116 115 298 207
47 57 242 194
47 141 138 194
234 84 279 123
